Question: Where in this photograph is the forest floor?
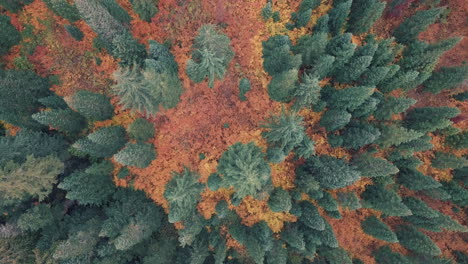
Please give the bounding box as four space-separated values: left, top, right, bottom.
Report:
2 0 467 263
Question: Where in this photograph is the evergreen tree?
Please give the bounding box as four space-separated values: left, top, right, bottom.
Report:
72 126 127 158
328 0 352 36
111 31 147 66
376 124 423 148
268 188 292 212
281 223 305 250
288 0 321 29
317 247 353 264
374 96 416 120
299 202 325 231
320 109 351 132
326 86 375 111
309 54 336 79
402 197 439 219
218 142 271 202
0 0 33 13
395 225 441 256
453 91 468 101
361 184 412 216
264 35 302 75
313 14 329 33
127 118 155 142
317 191 339 217
351 96 380 118
268 69 299 103
297 155 360 189
393 8 444 44
0 155 64 202
395 135 433 157
17 204 54 232
359 66 391 86
43 0 81 22
38 95 69 109
339 122 381 150
293 33 328 67
32 109 87 134
67 90 114 121
266 240 288 264
352 153 399 177
114 142 157 168
431 152 467 169
373 246 411 264
371 38 403 67
347 0 386 34
326 33 356 73
164 168 204 223
404 106 460 133
261 2 273 20
335 56 373 83
129 0 158 22
0 70 51 129
58 161 116 205
361 216 398 242
292 74 321 110
337 191 361 210
423 65 468 94
445 131 468 149
441 180 468 207
0 15 21 55
64 24 84 41
238 78 251 102
100 0 131 24
378 70 419 93
404 210 467 233
186 25 234 88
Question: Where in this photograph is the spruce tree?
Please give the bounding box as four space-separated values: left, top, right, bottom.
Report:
359 66 391 86
320 109 351 132
361 216 398 242
423 65 468 94
239 78 251 102
352 153 399 177
396 225 441 256
281 223 305 251
393 8 444 44
264 35 301 75
292 74 321 110
361 184 412 216
326 86 375 111
374 96 416 120
268 69 299 103
373 246 411 264
309 54 336 79
396 135 433 157
351 96 380 118
293 32 328 67
328 0 352 36
313 14 329 33
445 131 468 149
326 33 356 73
268 188 292 212
67 90 114 121
72 126 127 158
127 118 155 142
299 202 325 231
0 15 21 56
335 56 373 83
64 24 84 41
378 70 419 93
337 191 361 210
32 109 87 134
398 169 442 191
431 152 467 169
43 0 81 22
377 124 423 148
402 197 439 219
404 106 460 133
339 122 381 150
113 142 157 168
371 38 403 67
347 0 386 34
17 204 54 232
288 0 321 29
129 0 158 22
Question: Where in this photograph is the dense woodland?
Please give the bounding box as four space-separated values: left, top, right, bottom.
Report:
0 0 467 263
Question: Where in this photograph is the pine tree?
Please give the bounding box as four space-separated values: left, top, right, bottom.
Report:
320 109 351 132
0 15 21 55
72 126 127 158
379 70 419 93
374 96 416 120
431 152 467 169
17 204 54 232
114 142 157 168
288 0 321 29
395 225 441 256
43 0 81 22
264 35 302 75
0 155 64 202
337 191 361 210
309 54 336 79
445 131 468 149
129 0 158 22
317 191 339 214
404 107 460 133
297 155 360 189
371 38 403 67
352 153 399 177
218 142 271 202
294 136 315 159
38 95 69 109
293 32 329 67
423 65 468 94
186 25 234 88
313 14 329 33
111 31 147 66
268 188 292 212
127 118 155 142
373 246 411 264
164 168 204 223
326 33 357 73
32 109 87 134
393 8 444 44
361 184 412 216
376 124 423 148
328 0 352 36
347 0 386 34
351 96 380 118
67 90 114 121
281 223 305 250
359 66 391 86
58 161 116 205
239 78 251 101
326 86 375 111
292 74 321 110
402 197 439 219
64 24 84 41
395 135 433 157
339 122 381 150
299 202 325 231
361 216 398 242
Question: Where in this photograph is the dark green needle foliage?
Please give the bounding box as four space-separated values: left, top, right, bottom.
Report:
334 56 373 84
114 142 156 168
402 197 439 219
186 24 234 88
38 95 69 109
328 0 352 36
263 35 301 75
268 69 299 103
0 0 33 12
111 31 147 66
100 0 131 24
292 74 321 110
445 131 468 149
293 32 328 67
288 0 321 29
326 33 356 73
316 247 353 264
320 109 351 132
281 223 305 250
351 96 380 118
393 8 444 44
423 65 468 94
374 96 416 120
359 66 391 86
64 24 84 41
217 142 271 202
404 209 467 233
396 225 441 256
352 153 399 178
361 216 398 242
72 126 127 158
453 91 468 101
404 106 460 133
239 78 251 101
299 202 325 231
268 188 292 212
261 1 273 20
297 155 360 190
347 0 386 35
339 122 381 150
326 86 374 111
58 161 116 205
431 152 467 169
16 204 54 232
337 191 361 210
43 0 81 22
376 124 423 148
127 118 155 142
164 168 204 223
207 173 222 191
361 184 412 216
67 90 114 121
0 15 21 55
318 191 340 217
373 246 411 264
378 70 419 93
129 0 158 22
294 136 315 159
32 108 87 134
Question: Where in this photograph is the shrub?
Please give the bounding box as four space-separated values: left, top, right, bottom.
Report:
186 25 234 88
67 90 114 121
0 15 21 56
361 216 398 242
127 118 155 142
113 142 156 168
217 142 271 202
130 0 158 22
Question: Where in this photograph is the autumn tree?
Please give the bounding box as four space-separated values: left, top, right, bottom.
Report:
186 25 234 88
